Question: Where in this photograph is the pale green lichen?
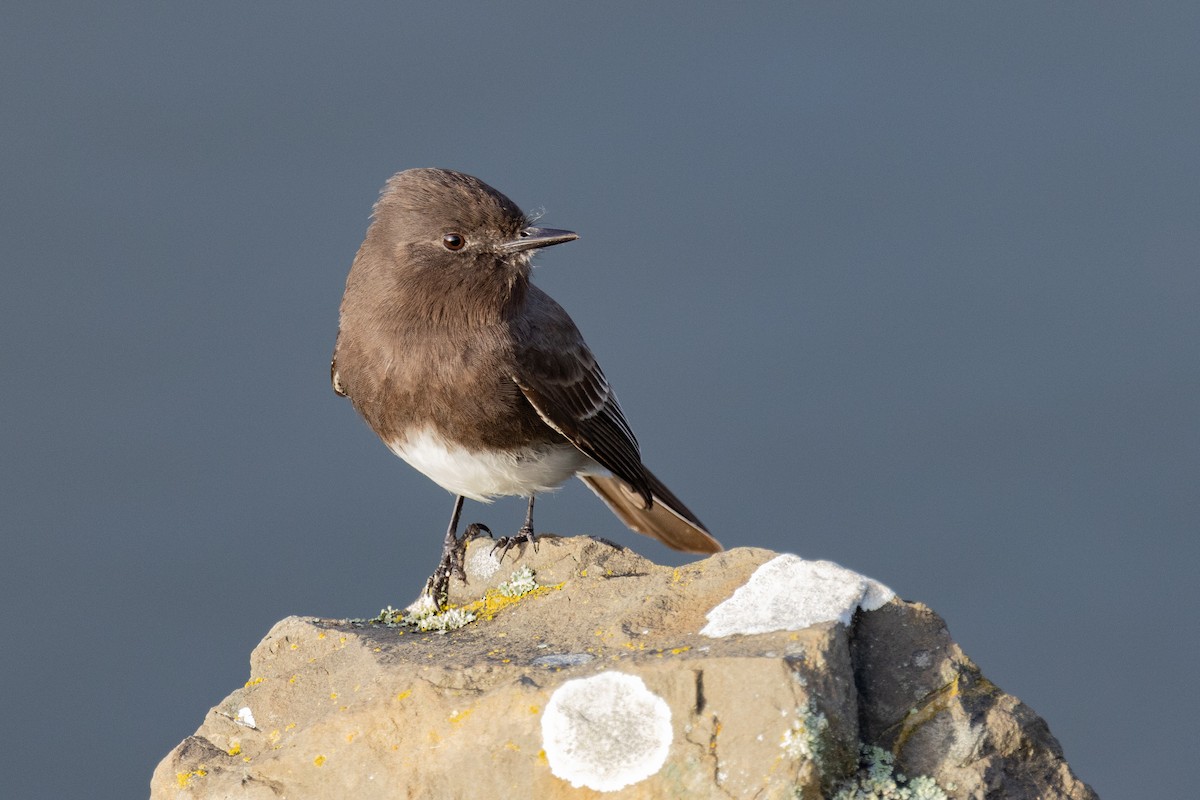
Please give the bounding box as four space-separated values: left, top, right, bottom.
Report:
781 702 830 766
352 605 407 627
412 606 476 632
350 602 476 632
349 567 543 633
830 744 949 800
497 565 538 597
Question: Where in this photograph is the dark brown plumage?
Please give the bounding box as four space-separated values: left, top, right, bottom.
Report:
332 168 720 606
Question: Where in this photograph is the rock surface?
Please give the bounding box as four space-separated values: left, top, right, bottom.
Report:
151 536 1096 799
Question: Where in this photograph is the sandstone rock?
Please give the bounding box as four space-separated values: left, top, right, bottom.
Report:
151 536 1096 799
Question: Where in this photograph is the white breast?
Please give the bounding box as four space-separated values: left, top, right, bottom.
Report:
387 427 592 502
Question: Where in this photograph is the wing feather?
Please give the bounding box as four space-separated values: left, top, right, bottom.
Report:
512 290 651 506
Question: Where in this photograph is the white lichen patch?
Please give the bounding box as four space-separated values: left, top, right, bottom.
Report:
235 706 256 728
466 544 502 580
833 744 949 800
781 702 829 765
701 554 894 637
403 593 439 617
541 671 672 792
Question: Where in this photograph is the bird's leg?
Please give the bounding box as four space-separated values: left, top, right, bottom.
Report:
520 495 536 539
421 495 464 609
418 496 496 611
491 495 539 560
419 495 464 609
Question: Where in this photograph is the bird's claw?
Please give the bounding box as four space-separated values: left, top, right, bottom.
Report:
462 522 492 544
490 525 538 560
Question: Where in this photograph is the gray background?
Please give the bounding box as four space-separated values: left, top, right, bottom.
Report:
3 3 1196 798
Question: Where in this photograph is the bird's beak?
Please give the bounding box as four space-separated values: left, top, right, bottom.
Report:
500 226 579 254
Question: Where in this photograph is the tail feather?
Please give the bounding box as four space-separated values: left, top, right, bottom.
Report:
580 469 722 554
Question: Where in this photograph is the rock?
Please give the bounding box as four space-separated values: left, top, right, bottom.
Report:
151 536 1096 799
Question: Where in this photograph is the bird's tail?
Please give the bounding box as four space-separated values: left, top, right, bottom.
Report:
580 468 722 554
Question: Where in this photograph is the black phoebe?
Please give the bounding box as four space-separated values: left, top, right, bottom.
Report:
332 168 721 606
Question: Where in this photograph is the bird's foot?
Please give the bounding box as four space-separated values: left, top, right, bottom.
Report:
421 522 493 610
491 525 538 561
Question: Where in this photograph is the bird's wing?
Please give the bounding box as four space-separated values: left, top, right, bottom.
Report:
511 290 651 506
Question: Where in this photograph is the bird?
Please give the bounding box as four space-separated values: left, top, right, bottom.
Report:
331 168 721 608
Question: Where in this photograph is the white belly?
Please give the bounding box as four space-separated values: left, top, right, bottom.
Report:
387 427 591 502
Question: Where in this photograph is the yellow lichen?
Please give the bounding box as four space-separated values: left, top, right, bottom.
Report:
313 755 326 767
528 705 539 714
449 708 473 724
244 676 265 688
227 741 242 756
456 581 564 621
175 768 208 788
395 689 412 702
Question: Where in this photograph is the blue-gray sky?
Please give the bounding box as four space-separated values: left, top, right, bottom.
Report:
3 4 1196 798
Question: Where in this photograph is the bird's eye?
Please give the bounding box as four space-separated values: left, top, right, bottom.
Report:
442 233 466 251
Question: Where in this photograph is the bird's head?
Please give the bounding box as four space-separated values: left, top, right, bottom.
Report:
368 168 578 286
